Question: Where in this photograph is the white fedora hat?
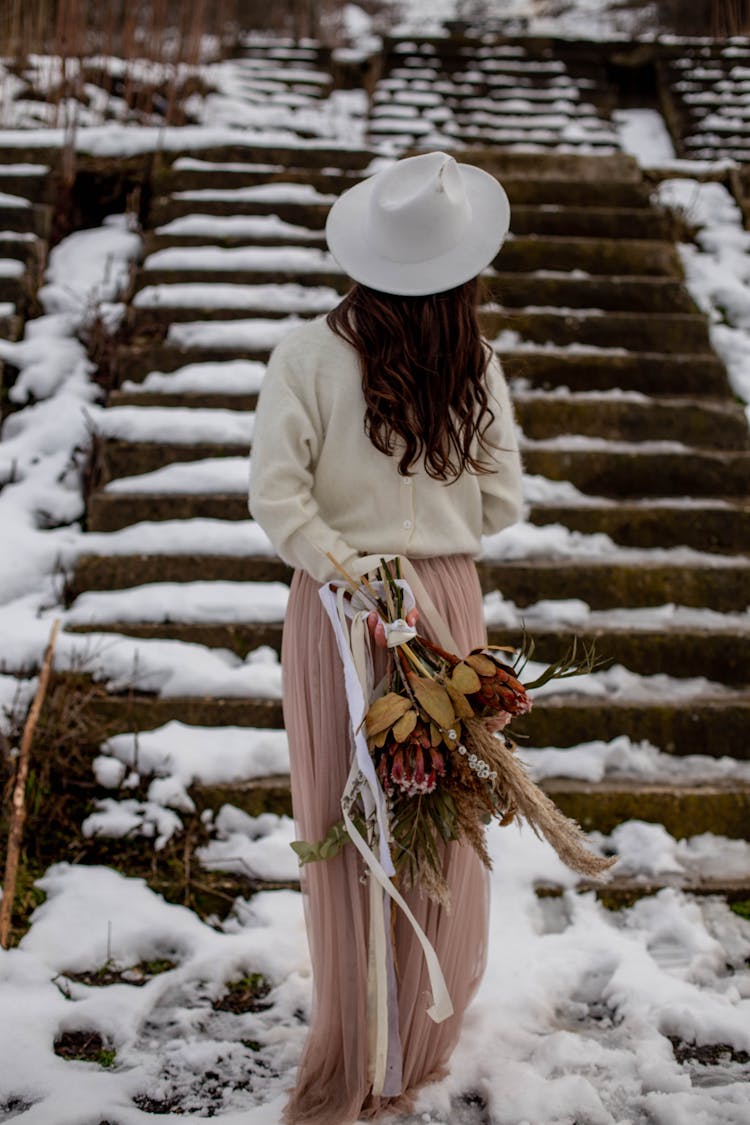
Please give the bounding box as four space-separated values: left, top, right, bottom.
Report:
325 150 510 297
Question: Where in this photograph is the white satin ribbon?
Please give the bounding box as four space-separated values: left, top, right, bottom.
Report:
384 617 417 646
317 565 455 1097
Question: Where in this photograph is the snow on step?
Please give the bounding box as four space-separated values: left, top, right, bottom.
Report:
61 631 283 698
171 182 337 204
133 281 339 312
66 580 289 625
122 359 266 396
508 658 734 703
104 457 249 493
483 521 749 564
0 258 24 277
520 435 694 454
143 245 336 272
167 315 308 349
234 65 331 86
80 519 274 557
99 720 289 785
196 808 298 882
484 594 750 633
171 156 285 172
0 190 31 208
96 405 254 444
154 213 323 240
588 819 750 882
0 162 49 174
0 604 281 696
520 735 750 786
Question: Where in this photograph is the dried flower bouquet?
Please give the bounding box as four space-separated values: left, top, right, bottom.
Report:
293 557 618 904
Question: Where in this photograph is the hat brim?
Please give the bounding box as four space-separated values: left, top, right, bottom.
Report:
325 162 511 297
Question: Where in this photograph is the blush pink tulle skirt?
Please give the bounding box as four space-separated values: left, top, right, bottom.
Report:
280 554 491 1125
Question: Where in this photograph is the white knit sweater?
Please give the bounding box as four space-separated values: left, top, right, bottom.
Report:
248 315 523 583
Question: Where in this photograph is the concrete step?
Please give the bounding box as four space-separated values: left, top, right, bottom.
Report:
516 394 749 450
65 618 750 684
69 554 750 611
0 201 51 237
521 447 750 499
125 304 710 354
142 227 327 255
536 873 750 909
98 439 248 480
84 687 750 760
0 276 27 305
495 205 675 240
191 776 750 840
154 143 375 172
86 490 750 553
106 391 746 451
485 309 711 353
502 352 730 396
489 274 695 313
107 390 260 410
421 149 644 183
136 235 681 280
95 437 749 498
535 778 750 839
150 164 363 197
527 502 750 554
0 166 52 203
145 202 674 241
153 165 652 208
114 344 729 395
0 235 41 267
0 312 22 340
130 272 696 314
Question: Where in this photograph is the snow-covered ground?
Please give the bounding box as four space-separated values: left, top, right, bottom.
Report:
2 825 749 1124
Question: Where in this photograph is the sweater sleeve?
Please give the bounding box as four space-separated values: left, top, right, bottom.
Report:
248 338 361 584
479 352 524 536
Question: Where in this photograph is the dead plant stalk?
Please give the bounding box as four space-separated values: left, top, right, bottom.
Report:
0 619 60 949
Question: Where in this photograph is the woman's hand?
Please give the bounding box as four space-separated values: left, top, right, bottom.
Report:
367 608 419 648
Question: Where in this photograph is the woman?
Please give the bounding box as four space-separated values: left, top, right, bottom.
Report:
249 151 523 1124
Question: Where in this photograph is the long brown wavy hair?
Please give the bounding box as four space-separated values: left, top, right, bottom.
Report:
326 278 500 482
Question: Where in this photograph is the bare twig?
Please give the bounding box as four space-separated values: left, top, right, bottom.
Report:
0 619 60 949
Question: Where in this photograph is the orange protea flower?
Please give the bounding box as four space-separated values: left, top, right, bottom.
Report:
465 650 532 717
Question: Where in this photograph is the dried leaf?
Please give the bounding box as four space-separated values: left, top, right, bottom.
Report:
429 722 442 747
466 652 496 677
446 682 474 719
451 662 481 694
392 709 418 742
372 727 389 749
366 692 412 737
408 674 456 729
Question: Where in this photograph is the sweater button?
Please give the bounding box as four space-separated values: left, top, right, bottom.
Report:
403 519 412 529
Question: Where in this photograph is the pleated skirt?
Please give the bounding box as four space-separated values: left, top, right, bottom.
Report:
280 554 491 1125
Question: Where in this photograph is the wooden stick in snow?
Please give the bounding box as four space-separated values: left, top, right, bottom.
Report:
0 619 60 949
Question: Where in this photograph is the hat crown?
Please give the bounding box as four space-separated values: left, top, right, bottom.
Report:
367 152 472 265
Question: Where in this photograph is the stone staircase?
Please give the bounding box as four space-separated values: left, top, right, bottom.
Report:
0 158 51 404
370 37 619 150
658 36 750 162
51 127 750 909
